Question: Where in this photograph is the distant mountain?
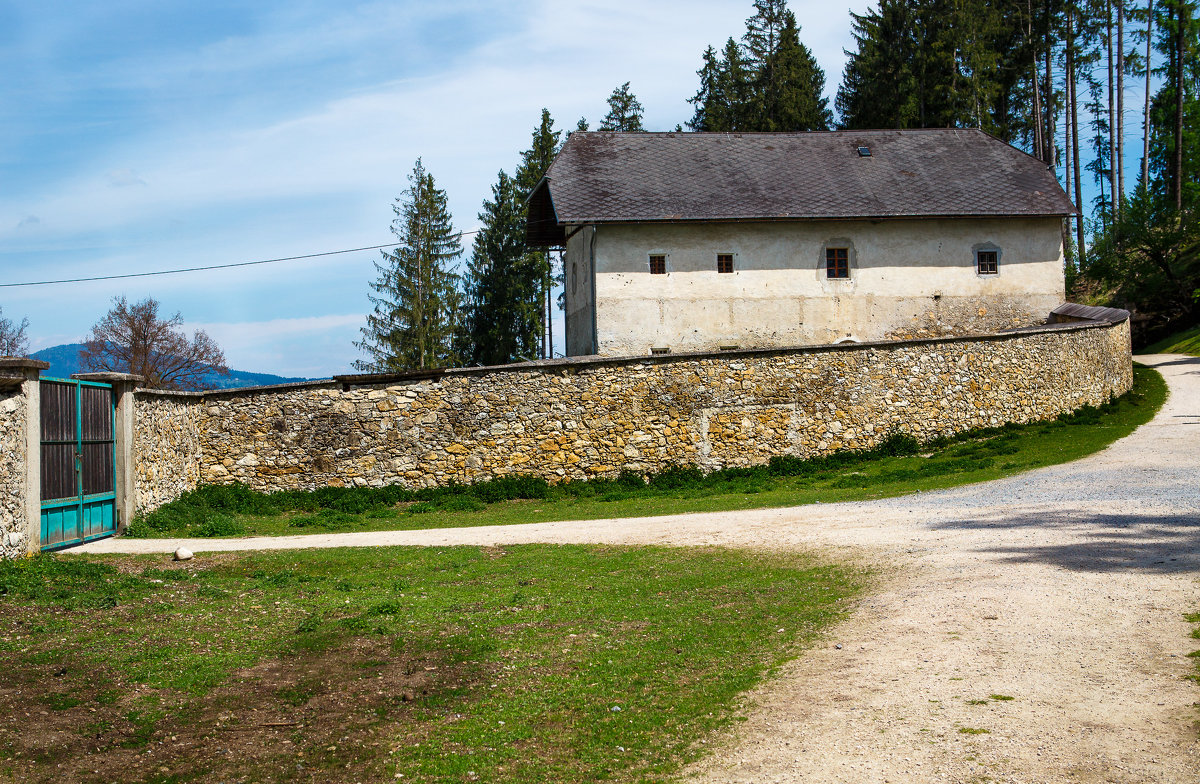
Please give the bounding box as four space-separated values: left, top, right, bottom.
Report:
31 344 317 390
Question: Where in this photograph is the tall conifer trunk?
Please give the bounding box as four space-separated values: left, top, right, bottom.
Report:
1116 0 1126 214
1173 0 1186 210
1107 0 1118 220
1068 8 1088 269
1044 0 1057 165
1142 0 1154 189
1030 0 1045 159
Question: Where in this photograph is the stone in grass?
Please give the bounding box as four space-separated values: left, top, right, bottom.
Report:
174 547 194 562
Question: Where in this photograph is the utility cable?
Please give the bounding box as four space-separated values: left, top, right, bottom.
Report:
0 232 480 288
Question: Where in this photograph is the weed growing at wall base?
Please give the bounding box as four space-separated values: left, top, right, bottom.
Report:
126 365 1166 539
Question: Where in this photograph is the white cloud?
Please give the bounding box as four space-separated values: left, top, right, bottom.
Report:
190 313 364 342
188 314 365 376
106 168 147 188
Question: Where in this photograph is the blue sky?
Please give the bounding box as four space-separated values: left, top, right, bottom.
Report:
1 0 881 377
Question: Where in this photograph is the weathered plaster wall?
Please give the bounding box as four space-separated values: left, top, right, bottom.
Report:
564 218 1066 356
132 391 205 512
132 318 1130 510
0 384 30 557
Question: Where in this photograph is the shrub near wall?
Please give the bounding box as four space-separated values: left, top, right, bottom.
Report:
132 319 1132 510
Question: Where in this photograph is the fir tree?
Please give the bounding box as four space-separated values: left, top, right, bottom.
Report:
463 171 541 366
687 45 724 131
686 1 828 133
762 12 832 130
687 39 755 131
355 159 463 372
515 109 563 358
598 82 645 131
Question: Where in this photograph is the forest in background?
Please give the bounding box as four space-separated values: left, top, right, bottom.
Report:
349 0 1200 370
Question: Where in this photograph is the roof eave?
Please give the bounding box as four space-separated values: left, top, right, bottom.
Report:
557 212 1077 225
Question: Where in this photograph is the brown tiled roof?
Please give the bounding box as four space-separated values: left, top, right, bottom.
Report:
526 129 1075 245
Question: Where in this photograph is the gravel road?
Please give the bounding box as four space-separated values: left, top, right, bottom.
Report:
76 354 1200 782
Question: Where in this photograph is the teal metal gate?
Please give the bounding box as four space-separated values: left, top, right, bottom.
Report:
40 378 117 551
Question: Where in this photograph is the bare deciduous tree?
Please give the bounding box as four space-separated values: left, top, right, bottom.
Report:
80 296 228 390
0 306 30 357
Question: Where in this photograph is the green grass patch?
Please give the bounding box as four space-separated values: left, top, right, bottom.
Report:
958 726 990 735
1143 323 1200 355
127 365 1167 540
1187 613 1200 691
0 545 864 783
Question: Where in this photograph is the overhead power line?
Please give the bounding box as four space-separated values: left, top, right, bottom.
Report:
0 232 481 288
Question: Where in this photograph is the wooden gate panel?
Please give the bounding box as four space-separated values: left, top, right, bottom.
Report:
40 444 77 502
40 381 78 503
81 443 114 496
80 385 115 497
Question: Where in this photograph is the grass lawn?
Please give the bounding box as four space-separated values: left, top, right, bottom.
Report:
1143 324 1200 356
0 545 864 783
130 364 1167 540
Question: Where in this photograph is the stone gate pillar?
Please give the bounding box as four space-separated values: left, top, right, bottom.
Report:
0 358 48 557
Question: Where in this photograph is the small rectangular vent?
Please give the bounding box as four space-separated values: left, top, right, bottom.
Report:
857 146 871 157
650 346 671 355
719 343 739 351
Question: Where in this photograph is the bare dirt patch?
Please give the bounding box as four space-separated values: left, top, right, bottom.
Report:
0 625 474 784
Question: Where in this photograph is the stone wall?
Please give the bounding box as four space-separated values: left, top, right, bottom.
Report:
132 391 205 512
0 383 29 558
131 317 1132 510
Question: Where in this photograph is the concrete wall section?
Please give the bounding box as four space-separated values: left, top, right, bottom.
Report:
579 218 1066 356
129 318 1130 510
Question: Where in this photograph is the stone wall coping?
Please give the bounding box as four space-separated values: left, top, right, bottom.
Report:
72 372 145 383
132 306 1128 401
137 378 339 400
0 358 49 370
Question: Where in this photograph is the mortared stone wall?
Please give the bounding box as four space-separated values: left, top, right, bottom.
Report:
131 317 1133 512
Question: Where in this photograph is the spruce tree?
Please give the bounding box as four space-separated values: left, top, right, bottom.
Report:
687 39 755 131
463 171 541 366
598 82 645 131
687 45 725 131
763 12 832 130
515 109 563 358
355 159 463 372
687 1 829 133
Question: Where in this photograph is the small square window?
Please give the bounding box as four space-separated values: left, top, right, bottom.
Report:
977 250 998 275
717 253 734 274
649 254 666 275
826 247 849 279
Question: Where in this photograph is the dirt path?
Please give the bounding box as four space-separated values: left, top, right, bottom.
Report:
78 355 1200 782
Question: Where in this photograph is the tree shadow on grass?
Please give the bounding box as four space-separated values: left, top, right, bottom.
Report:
930 509 1200 574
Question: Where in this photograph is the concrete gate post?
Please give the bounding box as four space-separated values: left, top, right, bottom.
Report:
73 373 144 533
0 358 49 556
